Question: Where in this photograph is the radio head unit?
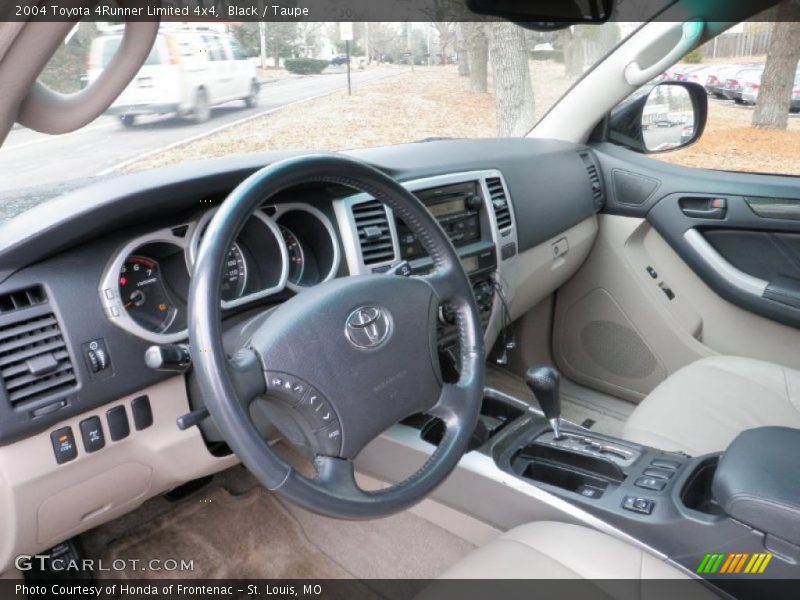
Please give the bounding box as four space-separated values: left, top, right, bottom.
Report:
396 181 482 261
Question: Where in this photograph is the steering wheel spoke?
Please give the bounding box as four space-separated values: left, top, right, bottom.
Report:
227 347 266 410
420 264 459 302
313 455 360 495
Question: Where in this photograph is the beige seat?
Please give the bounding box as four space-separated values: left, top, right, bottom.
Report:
438 521 691 580
622 356 800 456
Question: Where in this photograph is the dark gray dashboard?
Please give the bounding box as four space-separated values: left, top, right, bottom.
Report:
0 138 601 445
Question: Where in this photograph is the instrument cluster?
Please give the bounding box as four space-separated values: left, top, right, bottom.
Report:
98 202 341 343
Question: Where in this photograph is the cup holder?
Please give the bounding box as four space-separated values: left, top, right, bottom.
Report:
680 456 724 516
414 395 526 451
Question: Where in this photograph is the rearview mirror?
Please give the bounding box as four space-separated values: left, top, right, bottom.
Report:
467 0 613 29
607 81 708 154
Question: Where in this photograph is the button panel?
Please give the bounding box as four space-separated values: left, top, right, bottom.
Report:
635 476 666 491
106 405 130 441
622 496 654 515
266 372 342 455
131 395 153 431
79 416 105 453
50 427 78 464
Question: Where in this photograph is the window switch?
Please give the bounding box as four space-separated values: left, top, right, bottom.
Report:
106 405 130 441
79 416 105 453
623 496 654 515
131 395 153 431
50 427 78 464
635 476 667 491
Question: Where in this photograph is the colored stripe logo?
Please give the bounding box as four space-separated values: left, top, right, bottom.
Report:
696 552 773 575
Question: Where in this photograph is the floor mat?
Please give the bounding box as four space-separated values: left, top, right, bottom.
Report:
99 486 354 580
486 366 634 437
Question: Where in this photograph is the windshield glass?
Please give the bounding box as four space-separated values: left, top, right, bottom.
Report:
0 21 637 221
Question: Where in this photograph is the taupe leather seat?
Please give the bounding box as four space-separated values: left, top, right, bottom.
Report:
439 521 691 580
623 356 800 456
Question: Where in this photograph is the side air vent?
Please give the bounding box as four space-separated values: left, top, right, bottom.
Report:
0 313 76 407
0 285 47 315
485 177 513 230
352 200 396 265
578 150 605 211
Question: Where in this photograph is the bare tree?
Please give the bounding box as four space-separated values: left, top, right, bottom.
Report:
488 23 535 137
464 23 488 92
753 0 800 130
456 23 469 76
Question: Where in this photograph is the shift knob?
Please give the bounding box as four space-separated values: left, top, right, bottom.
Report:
525 366 563 439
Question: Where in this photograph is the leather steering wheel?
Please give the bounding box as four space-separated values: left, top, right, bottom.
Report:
188 155 484 519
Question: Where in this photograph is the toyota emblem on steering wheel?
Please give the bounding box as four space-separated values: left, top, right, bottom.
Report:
345 306 393 349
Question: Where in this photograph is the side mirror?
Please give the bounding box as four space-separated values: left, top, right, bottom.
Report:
607 81 708 154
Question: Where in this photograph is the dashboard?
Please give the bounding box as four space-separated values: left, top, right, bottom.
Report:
0 138 603 573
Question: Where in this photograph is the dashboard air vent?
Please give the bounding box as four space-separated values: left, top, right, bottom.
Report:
0 285 47 315
352 200 396 265
578 150 605 211
485 177 512 230
0 313 76 407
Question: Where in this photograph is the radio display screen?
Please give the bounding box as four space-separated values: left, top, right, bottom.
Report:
428 198 465 218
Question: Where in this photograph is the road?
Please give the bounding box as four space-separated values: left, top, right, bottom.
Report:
0 66 398 199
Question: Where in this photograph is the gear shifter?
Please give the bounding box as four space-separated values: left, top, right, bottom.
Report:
525 366 563 440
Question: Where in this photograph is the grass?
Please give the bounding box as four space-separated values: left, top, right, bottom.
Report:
124 60 800 178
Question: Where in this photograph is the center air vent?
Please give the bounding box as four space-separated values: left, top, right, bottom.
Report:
352 200 396 265
0 313 76 407
0 285 47 315
578 150 605 211
485 177 512 230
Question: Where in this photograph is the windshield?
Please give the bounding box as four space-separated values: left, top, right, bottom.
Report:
0 21 636 221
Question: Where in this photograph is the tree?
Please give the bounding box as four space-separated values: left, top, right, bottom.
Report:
752 0 800 130
488 23 535 137
464 23 488 93
456 23 469 76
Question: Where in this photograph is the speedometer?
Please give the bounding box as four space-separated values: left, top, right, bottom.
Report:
119 256 177 333
280 225 305 285
221 243 248 302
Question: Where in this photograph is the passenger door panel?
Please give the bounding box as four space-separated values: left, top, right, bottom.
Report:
552 143 800 401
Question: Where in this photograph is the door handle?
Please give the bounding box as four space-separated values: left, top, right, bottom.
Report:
680 197 727 219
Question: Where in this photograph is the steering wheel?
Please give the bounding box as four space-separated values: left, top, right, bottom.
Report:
188 155 484 519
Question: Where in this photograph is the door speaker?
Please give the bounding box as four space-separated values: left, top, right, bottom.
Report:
560 288 665 395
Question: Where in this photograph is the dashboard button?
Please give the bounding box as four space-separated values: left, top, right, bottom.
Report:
622 496 654 515
314 423 342 455
80 416 105 453
635 476 666 491
643 467 673 480
51 427 78 464
131 395 153 430
106 405 130 441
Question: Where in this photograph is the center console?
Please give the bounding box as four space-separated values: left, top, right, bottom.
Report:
335 170 518 364
397 364 800 594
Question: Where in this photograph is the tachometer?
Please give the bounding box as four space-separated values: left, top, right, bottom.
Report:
119 256 177 333
280 225 305 285
221 243 248 302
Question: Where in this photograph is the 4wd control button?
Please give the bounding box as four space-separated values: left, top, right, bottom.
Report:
79 416 105 453
635 476 666 492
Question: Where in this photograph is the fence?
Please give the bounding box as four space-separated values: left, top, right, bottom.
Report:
703 30 773 60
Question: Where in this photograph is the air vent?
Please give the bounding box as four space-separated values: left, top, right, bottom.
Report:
485 177 512 230
578 151 605 211
352 200 396 265
0 285 47 315
0 313 76 407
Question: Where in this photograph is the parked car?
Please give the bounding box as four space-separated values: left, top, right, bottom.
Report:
743 68 800 107
88 26 260 127
705 64 744 97
330 54 350 66
722 66 764 103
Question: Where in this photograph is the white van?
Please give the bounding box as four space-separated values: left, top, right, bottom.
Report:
88 26 260 127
